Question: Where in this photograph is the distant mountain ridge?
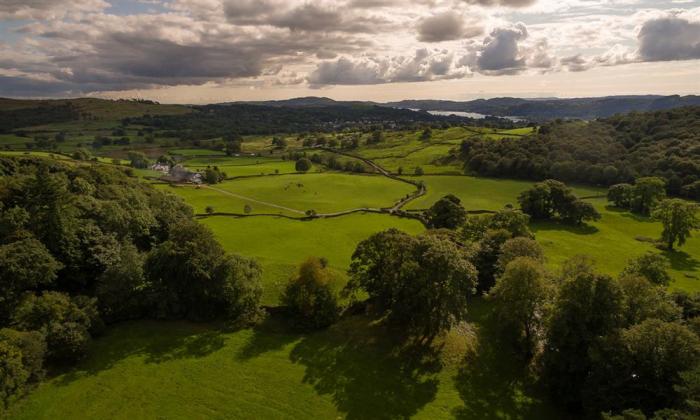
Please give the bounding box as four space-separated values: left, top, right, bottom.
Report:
225 95 700 121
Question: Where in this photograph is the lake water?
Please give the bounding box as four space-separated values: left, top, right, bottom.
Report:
424 110 525 122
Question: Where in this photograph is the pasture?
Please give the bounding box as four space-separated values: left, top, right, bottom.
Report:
165 173 416 215
7 299 559 420
202 213 424 304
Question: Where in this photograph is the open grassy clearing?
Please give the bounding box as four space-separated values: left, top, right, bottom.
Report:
208 173 415 214
405 176 604 211
535 198 700 292
182 156 301 177
8 298 559 420
202 213 425 304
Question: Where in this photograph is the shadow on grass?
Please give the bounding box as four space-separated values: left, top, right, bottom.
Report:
235 314 301 361
288 316 441 420
452 300 558 420
663 249 700 273
54 320 228 386
531 221 599 236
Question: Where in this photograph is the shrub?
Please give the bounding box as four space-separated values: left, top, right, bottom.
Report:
282 257 339 329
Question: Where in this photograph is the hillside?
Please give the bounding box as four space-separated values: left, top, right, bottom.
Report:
460 106 700 194
386 95 700 120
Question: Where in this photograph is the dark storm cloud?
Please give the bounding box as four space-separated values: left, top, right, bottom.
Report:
638 17 700 62
417 12 482 42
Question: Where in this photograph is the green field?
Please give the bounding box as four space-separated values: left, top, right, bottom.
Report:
183 156 301 177
202 213 425 304
161 173 416 216
405 176 604 211
535 198 700 292
8 299 559 420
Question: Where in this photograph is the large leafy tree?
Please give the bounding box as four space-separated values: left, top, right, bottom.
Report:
346 229 477 340
542 271 625 407
652 198 699 250
0 238 62 321
630 177 666 215
145 221 262 321
426 194 467 229
585 320 700 414
490 257 551 357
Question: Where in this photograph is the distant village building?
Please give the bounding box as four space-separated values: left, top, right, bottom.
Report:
162 164 202 184
150 163 170 173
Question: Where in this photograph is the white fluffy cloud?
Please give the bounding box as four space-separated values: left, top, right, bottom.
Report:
308 49 470 86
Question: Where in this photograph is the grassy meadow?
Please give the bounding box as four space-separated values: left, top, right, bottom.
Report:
8 299 559 420
202 213 425 304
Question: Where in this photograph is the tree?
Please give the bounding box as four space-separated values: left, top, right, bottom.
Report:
281 257 339 329
420 128 432 141
0 340 27 408
618 275 681 325
542 271 625 407
631 177 666 215
203 166 226 184
652 199 699 250
562 200 601 225
474 228 512 292
243 204 252 214
0 238 62 321
490 257 551 357
426 194 467 229
127 151 150 169
414 166 424 176
518 182 553 219
295 158 312 172
496 237 544 274
225 140 242 156
346 229 477 339
145 221 262 321
608 183 634 208
585 320 700 414
95 242 147 322
622 253 672 286
12 291 99 363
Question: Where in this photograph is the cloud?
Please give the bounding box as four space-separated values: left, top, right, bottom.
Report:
470 23 529 75
462 0 537 8
560 54 591 72
417 11 482 42
307 49 469 86
0 0 107 20
638 17 700 62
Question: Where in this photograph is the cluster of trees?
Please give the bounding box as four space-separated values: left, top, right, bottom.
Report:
490 251 700 417
308 153 367 174
460 107 700 194
607 177 667 215
518 180 600 225
203 166 227 184
124 104 465 140
607 177 700 250
0 157 262 407
0 104 79 133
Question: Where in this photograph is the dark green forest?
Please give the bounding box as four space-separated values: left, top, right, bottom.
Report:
461 106 700 197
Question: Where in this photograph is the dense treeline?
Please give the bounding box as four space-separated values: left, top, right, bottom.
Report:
0 157 261 407
461 106 700 195
0 104 79 133
124 104 503 140
341 195 700 418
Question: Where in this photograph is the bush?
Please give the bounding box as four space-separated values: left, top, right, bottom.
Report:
295 158 312 172
0 341 28 408
282 257 339 329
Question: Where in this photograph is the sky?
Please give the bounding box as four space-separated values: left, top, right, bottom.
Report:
0 0 698 103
